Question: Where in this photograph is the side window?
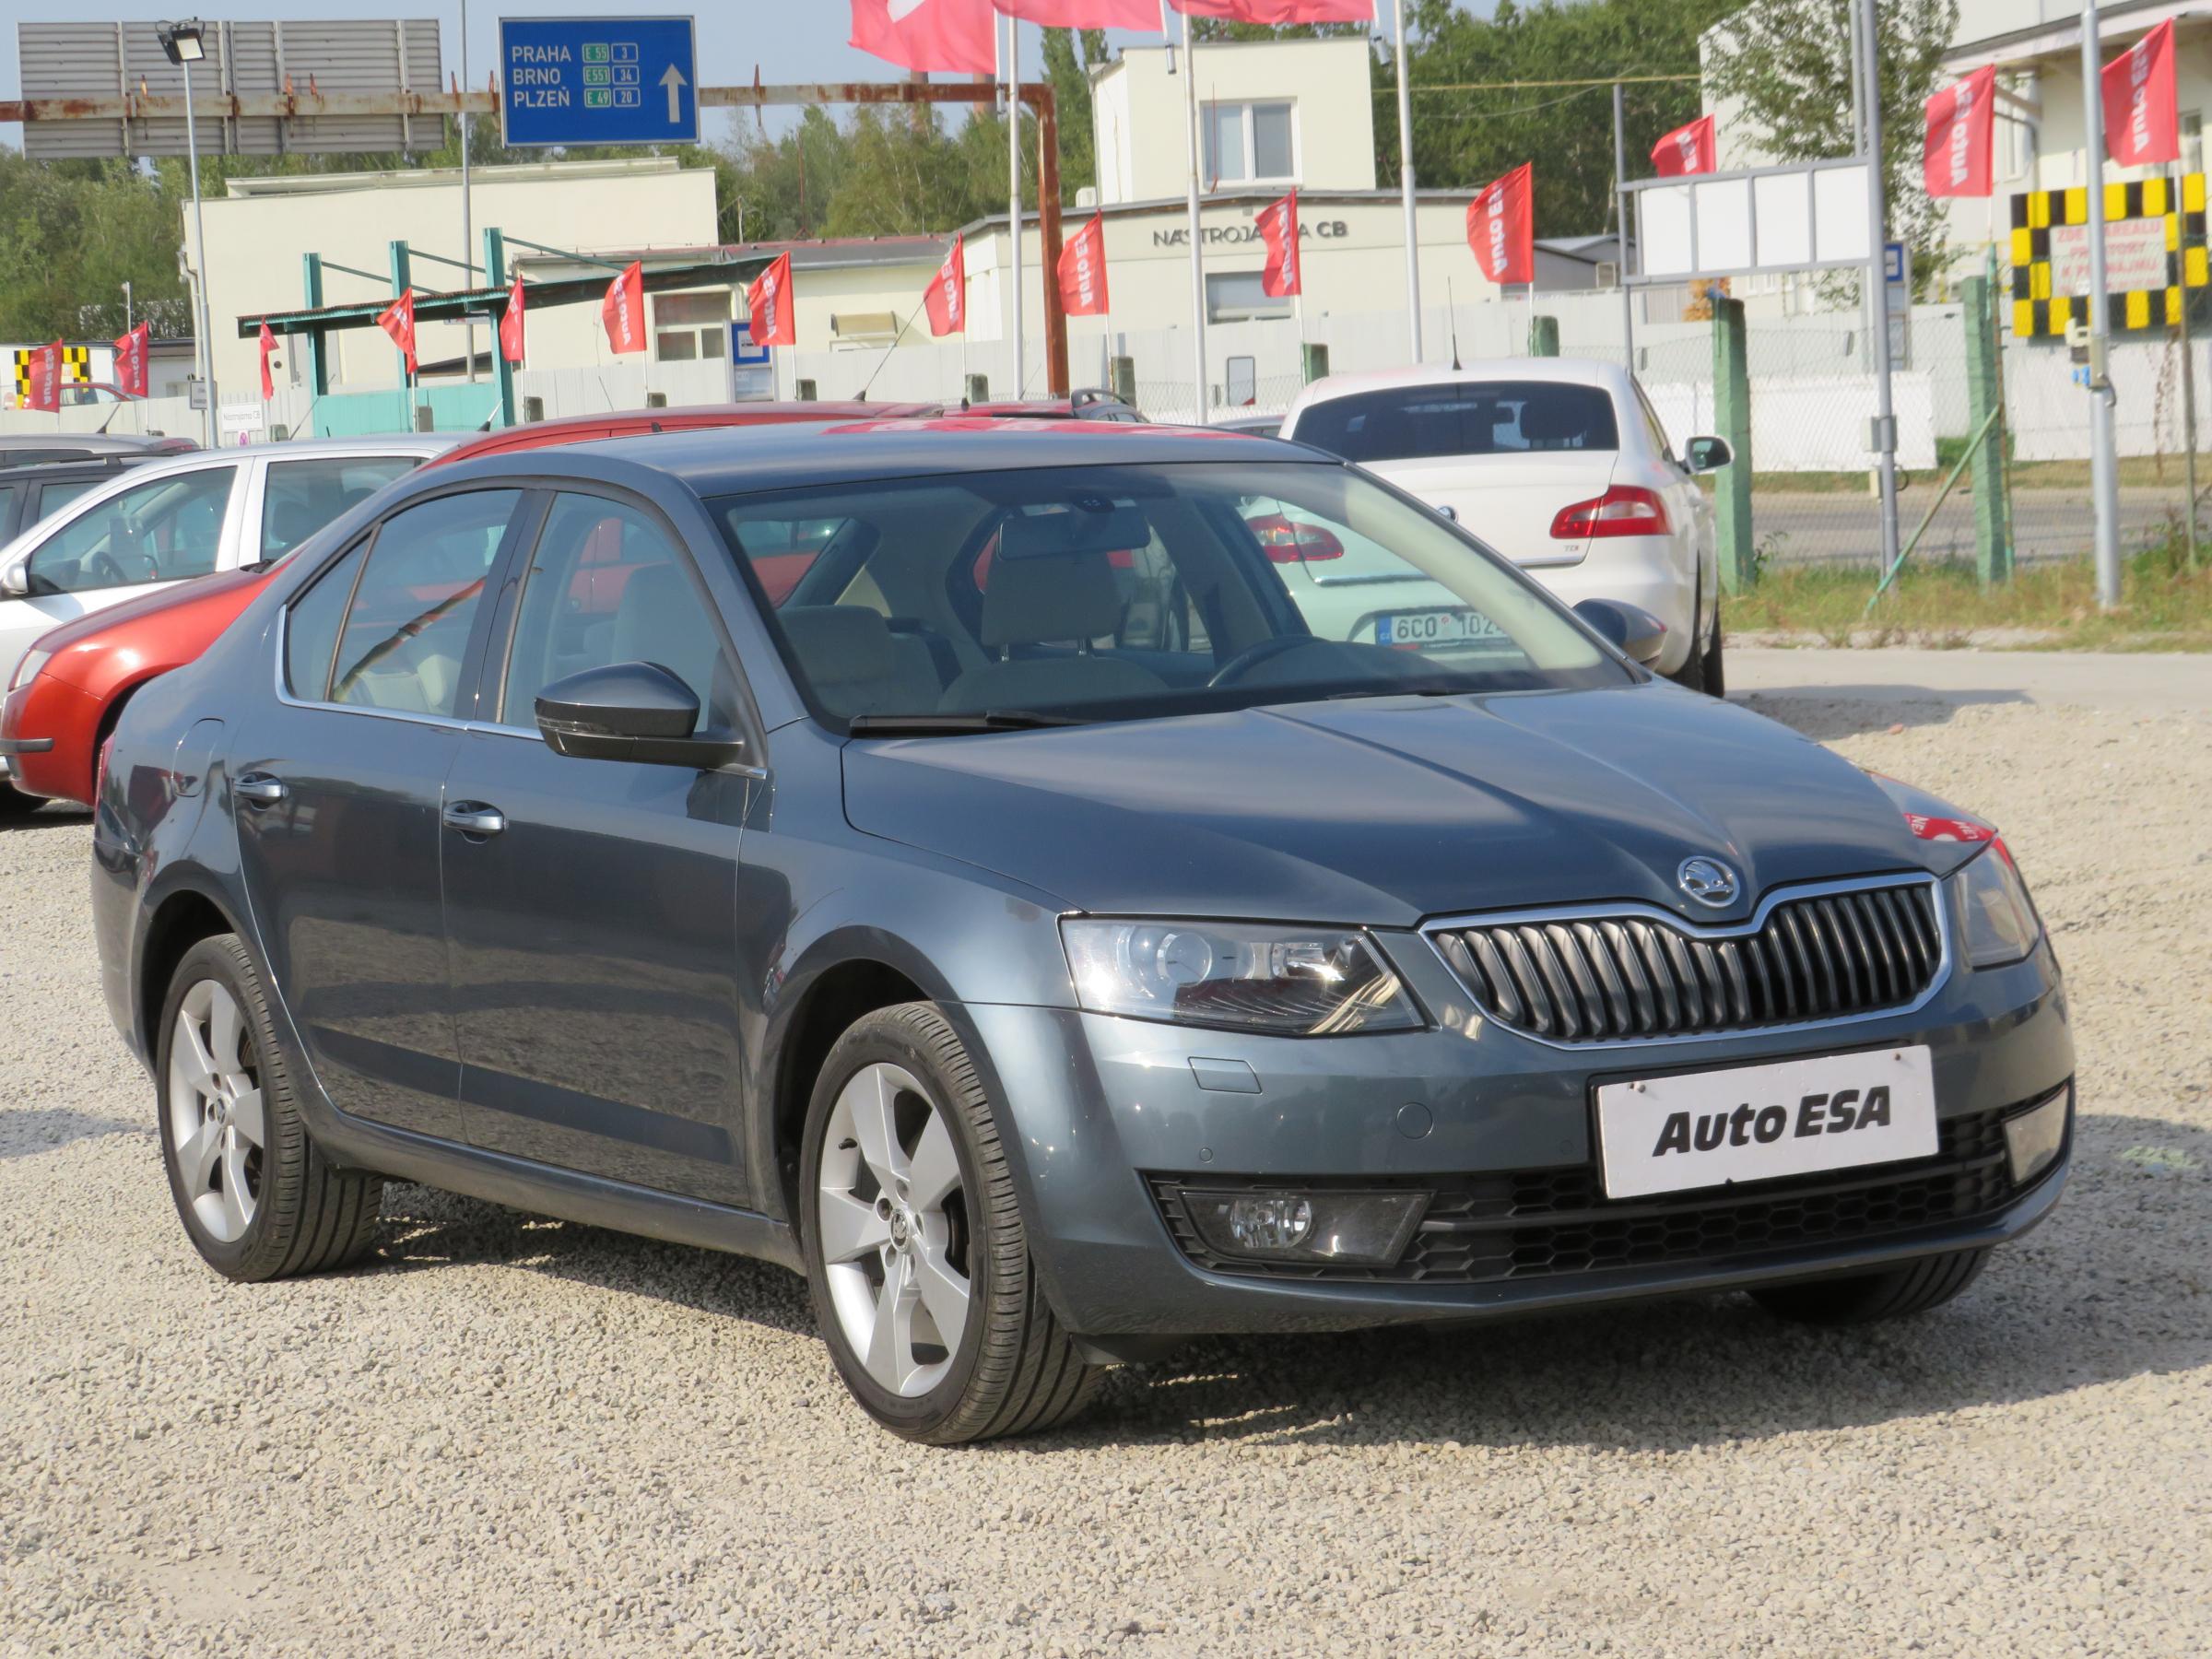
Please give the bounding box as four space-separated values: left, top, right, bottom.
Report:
0 485 16 535
330 489 521 719
261 455 421 559
25 466 238 595
29 478 99 524
284 540 370 702
499 493 731 731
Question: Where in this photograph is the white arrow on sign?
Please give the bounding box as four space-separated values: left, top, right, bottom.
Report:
660 63 687 124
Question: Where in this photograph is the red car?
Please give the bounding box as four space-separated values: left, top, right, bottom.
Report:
0 403 923 809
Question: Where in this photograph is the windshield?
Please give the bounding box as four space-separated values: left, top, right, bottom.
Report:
1294 382 1619 465
710 461 1626 731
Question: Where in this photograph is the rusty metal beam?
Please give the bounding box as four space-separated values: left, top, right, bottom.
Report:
6 77 1072 396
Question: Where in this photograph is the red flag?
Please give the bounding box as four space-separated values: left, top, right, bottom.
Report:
924 236 968 337
258 323 277 398
849 0 995 75
1171 0 1373 19
994 0 1160 22
1650 113 1715 179
1924 65 1996 199
112 323 150 399
601 261 647 355
378 289 418 376
1058 213 1110 317
1255 189 1300 299
2104 19 2179 168
500 275 527 364
24 341 63 413
1466 163 1535 287
747 252 795 347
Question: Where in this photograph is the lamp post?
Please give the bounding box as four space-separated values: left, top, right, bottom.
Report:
159 19 217 448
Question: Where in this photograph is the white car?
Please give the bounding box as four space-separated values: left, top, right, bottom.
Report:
1280 360 1730 692
0 436 456 691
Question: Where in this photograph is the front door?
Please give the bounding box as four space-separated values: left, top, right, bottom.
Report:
230 486 528 1141
0 464 241 681
441 489 756 1204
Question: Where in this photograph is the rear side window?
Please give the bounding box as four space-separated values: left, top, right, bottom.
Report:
322 489 522 718
285 541 369 701
261 455 422 559
29 478 100 523
1294 382 1619 464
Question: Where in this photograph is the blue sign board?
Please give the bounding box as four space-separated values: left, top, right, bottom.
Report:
500 16 698 148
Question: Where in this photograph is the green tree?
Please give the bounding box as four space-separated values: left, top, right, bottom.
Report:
1704 0 1962 288
1393 0 1734 237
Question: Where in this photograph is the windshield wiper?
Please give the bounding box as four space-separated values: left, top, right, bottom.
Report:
845 710 1090 736
1326 683 1476 700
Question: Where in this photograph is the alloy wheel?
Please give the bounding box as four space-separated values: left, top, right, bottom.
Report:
167 979 265 1243
817 1061 972 1397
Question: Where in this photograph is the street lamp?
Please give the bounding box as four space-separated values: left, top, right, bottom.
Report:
160 20 218 446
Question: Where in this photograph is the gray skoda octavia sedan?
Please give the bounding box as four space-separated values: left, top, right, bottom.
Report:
91 421 2073 1442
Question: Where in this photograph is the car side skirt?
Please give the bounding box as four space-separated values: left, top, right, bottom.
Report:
309 1108 804 1274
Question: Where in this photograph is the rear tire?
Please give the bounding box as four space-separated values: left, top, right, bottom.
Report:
156 934 384 1283
1750 1247 1990 1326
799 1002 1105 1444
1699 613 1726 698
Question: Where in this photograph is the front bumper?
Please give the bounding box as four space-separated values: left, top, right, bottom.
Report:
961 927 2075 1338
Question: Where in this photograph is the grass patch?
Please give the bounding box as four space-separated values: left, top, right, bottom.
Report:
1723 532 2212 651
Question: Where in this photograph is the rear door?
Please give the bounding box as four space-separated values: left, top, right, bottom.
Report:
230 485 530 1141
253 453 427 564
440 487 759 1203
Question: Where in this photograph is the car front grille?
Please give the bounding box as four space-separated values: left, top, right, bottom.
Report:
1428 878 1945 1045
1149 1105 2033 1287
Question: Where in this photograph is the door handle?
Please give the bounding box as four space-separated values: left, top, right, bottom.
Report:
442 802 506 837
235 771 288 806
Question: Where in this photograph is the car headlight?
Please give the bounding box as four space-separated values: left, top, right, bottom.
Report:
1061 919 1421 1035
1949 841 2041 969
8 648 49 692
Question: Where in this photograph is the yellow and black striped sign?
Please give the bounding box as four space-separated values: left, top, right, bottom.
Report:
2012 175 2210 337
10 345 91 402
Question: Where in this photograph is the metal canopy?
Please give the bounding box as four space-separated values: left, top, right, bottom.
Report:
236 257 762 338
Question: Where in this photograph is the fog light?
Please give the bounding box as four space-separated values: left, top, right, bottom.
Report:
1182 1188 1429 1266
2003 1087 2070 1185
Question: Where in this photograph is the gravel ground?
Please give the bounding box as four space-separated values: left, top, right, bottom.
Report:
2 684 2208 1657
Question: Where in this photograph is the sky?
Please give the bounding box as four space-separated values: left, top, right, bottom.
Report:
0 2 1410 151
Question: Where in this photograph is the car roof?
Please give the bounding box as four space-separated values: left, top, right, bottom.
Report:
537 417 1312 496
434 402 931 465
1288 358 1632 414
0 454 145 481
0 432 192 456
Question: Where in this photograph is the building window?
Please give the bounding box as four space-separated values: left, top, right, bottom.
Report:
653 288 733 362
1203 100 1294 187
1206 271 1293 324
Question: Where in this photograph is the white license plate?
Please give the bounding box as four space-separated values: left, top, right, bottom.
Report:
1595 1047 1938 1200
1374 608 1504 648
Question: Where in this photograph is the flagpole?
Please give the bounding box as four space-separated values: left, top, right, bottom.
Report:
1394 0 1421 362
1182 9 1208 425
2078 0 2121 608
1006 13 1026 399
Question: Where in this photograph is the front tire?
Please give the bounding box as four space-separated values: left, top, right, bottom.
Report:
0 783 41 818
799 1002 1104 1444
156 934 384 1282
1749 1247 1989 1325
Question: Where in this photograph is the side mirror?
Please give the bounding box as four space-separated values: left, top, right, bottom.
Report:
1435 503 1460 523
1573 597 1669 667
0 564 27 600
1684 435 1733 474
535 661 748 769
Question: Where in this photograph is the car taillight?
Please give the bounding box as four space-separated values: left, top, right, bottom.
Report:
1550 485 1671 540
1245 512 1345 563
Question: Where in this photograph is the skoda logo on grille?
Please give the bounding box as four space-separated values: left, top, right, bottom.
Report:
1677 856 1740 908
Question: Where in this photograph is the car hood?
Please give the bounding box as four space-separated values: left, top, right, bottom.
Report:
840 682 1951 927
33 563 271 658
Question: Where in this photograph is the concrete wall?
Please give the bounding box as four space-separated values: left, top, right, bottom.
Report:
1095 38 1378 206
193 158 719 406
